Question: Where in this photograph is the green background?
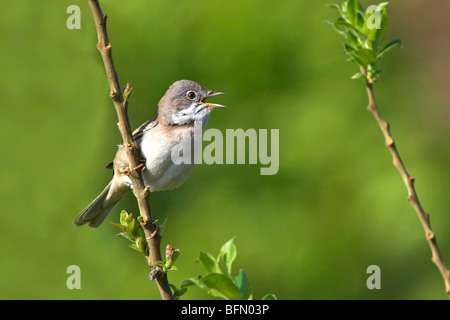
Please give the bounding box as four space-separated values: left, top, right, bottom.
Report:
1 0 449 299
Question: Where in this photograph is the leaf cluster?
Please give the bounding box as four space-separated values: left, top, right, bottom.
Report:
111 210 149 256
327 0 401 82
180 238 276 300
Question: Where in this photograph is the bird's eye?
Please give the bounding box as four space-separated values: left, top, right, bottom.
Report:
187 91 197 100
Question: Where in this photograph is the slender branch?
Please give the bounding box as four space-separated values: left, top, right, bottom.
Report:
362 69 450 298
88 0 173 300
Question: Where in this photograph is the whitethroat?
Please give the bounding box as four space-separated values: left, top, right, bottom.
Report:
74 80 226 227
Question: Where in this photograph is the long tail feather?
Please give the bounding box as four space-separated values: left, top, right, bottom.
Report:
74 182 121 228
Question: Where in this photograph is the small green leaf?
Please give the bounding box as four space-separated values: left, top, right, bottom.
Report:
355 10 365 29
218 237 237 276
325 19 348 39
116 231 132 241
262 294 277 300
378 2 390 11
346 31 359 49
129 243 140 252
136 236 148 256
126 219 139 240
333 19 366 41
347 0 359 25
348 48 376 68
119 211 127 225
171 284 188 300
366 4 389 50
234 269 252 300
110 222 126 231
376 39 401 59
198 273 243 300
351 72 364 80
341 1 348 14
374 9 388 50
166 245 180 267
181 278 199 288
327 3 343 16
137 216 145 224
198 251 222 274
178 287 188 295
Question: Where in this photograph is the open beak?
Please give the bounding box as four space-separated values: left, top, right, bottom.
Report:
201 91 226 109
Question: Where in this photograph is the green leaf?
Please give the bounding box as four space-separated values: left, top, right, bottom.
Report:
327 3 343 16
351 72 364 80
110 222 126 231
347 0 359 25
348 48 376 68
116 231 132 242
119 210 132 225
198 273 243 300
366 4 389 50
170 284 188 300
218 237 237 276
376 39 401 59
178 287 188 295
234 269 252 300
129 243 140 252
198 251 222 274
378 2 390 11
262 294 277 300
126 219 140 240
355 10 365 30
181 278 199 288
341 1 348 14
166 247 180 267
325 19 348 39
136 236 148 256
170 283 177 291
374 9 388 50
137 216 145 224
333 19 366 42
345 31 359 49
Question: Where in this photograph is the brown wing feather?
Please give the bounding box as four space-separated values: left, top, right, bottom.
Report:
132 114 158 142
104 114 158 170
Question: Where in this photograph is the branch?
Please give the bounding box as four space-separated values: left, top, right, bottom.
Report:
363 69 450 298
88 0 173 300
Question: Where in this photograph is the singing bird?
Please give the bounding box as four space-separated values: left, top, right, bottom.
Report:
74 80 226 227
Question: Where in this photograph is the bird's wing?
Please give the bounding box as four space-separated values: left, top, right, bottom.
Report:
104 114 159 170
132 114 159 142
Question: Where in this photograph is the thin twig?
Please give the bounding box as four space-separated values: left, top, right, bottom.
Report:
88 0 173 300
362 69 450 298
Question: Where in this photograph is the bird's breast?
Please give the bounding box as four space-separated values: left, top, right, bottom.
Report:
139 125 197 192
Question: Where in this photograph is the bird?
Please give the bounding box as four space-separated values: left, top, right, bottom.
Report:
74 80 226 228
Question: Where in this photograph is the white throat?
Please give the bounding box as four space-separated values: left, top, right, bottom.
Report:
171 102 211 126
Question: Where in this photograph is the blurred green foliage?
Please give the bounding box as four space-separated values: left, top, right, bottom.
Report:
0 0 449 299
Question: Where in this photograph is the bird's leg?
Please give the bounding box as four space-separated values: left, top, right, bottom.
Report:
131 158 146 173
120 158 146 175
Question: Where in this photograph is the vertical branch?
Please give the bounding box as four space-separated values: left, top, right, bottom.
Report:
363 75 450 297
87 0 173 300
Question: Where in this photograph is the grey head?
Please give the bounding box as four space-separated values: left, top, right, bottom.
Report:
157 80 226 126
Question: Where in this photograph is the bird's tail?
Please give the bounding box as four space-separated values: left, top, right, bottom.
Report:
74 181 123 228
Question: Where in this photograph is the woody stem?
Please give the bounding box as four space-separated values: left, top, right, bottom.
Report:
88 0 174 300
